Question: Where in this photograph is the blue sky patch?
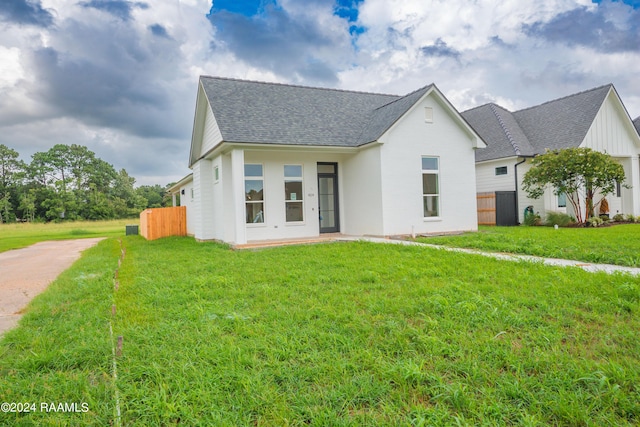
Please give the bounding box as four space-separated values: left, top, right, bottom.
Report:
210 0 274 16
334 0 365 35
592 0 640 8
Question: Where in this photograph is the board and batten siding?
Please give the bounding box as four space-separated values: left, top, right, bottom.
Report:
200 103 223 158
581 91 640 156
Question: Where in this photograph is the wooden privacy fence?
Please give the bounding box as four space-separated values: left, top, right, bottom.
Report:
477 192 496 225
139 206 186 240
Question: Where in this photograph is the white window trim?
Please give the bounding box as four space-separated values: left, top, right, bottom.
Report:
244 163 266 227
284 164 305 224
422 156 441 219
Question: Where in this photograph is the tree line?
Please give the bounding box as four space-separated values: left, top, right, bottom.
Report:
0 144 173 223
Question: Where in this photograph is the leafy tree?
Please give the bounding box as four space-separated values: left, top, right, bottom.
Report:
522 148 626 223
0 144 26 221
0 144 25 189
136 184 167 208
111 169 147 217
0 193 12 223
29 144 118 219
18 190 36 222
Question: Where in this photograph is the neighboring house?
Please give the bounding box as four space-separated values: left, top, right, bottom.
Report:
180 76 486 245
634 116 640 136
167 173 194 236
463 84 640 224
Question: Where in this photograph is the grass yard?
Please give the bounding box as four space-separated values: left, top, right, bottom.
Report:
0 219 137 253
1 236 639 425
418 224 640 267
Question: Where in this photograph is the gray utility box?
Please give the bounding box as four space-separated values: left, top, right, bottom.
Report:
125 225 139 236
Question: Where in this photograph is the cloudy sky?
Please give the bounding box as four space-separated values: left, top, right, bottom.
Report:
1 0 639 185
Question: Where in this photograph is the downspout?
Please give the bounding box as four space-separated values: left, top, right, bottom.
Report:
514 157 527 225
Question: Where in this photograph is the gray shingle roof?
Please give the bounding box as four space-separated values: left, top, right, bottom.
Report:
462 103 536 162
199 76 434 148
463 84 613 162
634 116 640 136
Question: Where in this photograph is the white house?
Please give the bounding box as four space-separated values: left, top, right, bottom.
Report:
176 76 486 245
167 173 194 235
463 85 640 224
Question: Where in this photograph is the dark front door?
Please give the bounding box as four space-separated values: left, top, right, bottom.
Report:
318 163 340 233
496 191 517 226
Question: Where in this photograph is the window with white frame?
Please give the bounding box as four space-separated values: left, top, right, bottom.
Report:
557 191 566 208
214 165 219 183
422 157 439 217
244 164 264 224
284 165 304 222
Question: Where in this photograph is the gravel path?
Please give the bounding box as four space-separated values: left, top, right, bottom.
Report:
0 238 104 336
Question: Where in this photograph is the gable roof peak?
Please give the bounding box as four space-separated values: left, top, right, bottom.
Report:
372 83 435 111
514 83 613 114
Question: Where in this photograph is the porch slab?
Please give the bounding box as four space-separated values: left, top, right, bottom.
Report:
233 233 349 250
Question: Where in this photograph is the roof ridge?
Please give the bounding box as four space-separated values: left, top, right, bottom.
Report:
462 102 512 114
514 83 613 114
200 75 400 98
489 104 522 156
372 84 434 111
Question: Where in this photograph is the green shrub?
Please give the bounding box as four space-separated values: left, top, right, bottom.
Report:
625 214 636 223
587 216 604 227
612 213 625 222
545 211 575 227
523 212 542 226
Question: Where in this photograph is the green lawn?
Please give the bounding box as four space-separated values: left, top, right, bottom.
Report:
0 219 137 253
1 236 638 425
418 224 640 267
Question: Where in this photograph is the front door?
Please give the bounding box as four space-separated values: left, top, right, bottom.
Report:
317 163 340 233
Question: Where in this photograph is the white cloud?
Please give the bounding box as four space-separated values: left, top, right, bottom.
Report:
0 0 638 187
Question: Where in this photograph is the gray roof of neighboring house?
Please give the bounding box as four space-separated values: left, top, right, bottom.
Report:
463 84 613 162
199 76 434 147
634 116 640 136
462 103 537 162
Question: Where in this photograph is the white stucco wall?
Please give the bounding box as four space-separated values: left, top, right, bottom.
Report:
242 150 349 242
341 144 384 236
378 93 480 235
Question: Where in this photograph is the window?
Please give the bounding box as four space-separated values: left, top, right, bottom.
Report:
424 107 433 123
284 165 304 222
557 192 566 208
244 164 264 223
422 157 439 217
495 166 507 176
214 165 219 182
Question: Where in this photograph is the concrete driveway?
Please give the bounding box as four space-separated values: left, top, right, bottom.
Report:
0 238 105 336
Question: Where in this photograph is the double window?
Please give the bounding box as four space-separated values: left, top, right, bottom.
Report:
284 165 304 222
422 157 439 217
244 164 264 223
